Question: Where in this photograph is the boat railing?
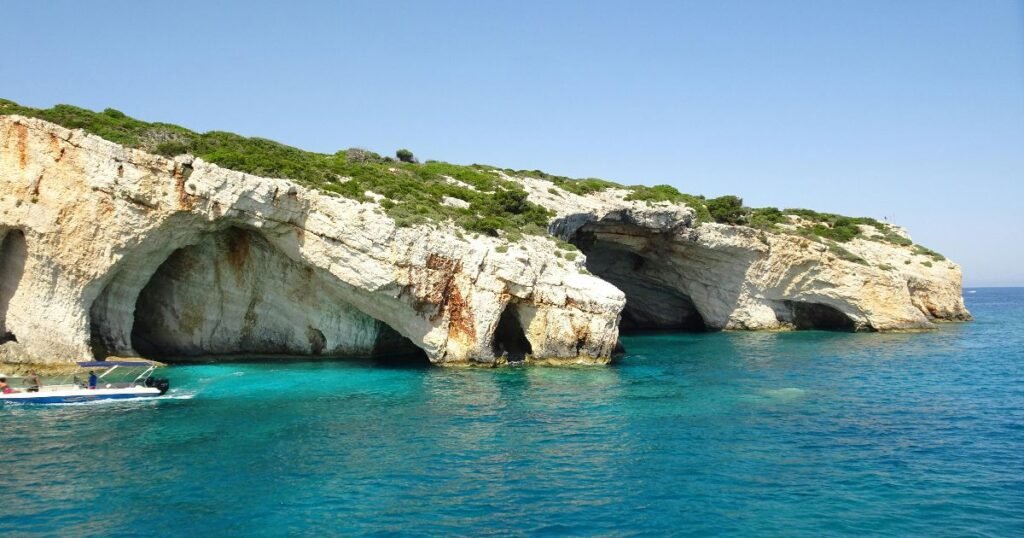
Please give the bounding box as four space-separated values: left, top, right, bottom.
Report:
4 363 159 393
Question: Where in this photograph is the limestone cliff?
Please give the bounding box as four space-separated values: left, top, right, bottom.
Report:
0 116 622 367
525 176 971 332
0 115 970 368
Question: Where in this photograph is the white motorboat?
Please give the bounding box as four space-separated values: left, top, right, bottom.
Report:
0 361 169 404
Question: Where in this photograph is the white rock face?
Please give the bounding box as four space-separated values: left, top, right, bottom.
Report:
0 117 622 366
0 116 971 369
129 228 420 358
523 175 971 332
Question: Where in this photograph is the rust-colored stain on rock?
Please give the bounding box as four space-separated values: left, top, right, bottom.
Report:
417 254 475 341
48 132 62 161
174 164 197 210
15 122 28 168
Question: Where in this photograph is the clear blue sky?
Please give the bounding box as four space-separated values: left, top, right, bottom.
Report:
3 1 1022 286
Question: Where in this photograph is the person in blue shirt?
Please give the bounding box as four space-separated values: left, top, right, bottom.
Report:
88 371 97 389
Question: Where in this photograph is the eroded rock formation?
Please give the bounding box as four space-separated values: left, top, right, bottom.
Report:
523 176 971 332
0 116 622 367
126 227 424 360
0 116 971 368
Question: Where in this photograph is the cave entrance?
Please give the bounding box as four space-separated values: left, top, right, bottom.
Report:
492 306 532 362
368 323 432 367
782 301 857 331
0 230 28 343
616 278 707 332
90 226 427 364
571 229 708 333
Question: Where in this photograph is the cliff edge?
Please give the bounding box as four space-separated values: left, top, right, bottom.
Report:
0 107 970 367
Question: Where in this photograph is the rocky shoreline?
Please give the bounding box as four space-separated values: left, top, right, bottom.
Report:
0 115 970 368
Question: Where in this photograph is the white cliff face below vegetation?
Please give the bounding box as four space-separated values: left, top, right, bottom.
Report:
0 116 970 368
527 176 971 333
0 116 622 367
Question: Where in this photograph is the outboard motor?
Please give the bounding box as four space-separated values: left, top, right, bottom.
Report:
145 377 170 395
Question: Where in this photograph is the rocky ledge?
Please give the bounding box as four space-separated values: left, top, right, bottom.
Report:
0 115 970 368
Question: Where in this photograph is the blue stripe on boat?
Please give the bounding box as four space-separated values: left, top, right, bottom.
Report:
5 393 160 404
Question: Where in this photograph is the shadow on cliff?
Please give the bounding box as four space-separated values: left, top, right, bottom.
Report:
82 185 431 366
0 229 27 344
565 218 859 334
568 221 734 333
128 227 427 365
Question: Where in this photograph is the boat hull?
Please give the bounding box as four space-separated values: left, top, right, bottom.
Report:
1 387 163 404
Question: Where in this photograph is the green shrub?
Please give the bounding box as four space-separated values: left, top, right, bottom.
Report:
396 149 415 163
748 207 787 230
827 243 868 265
464 217 503 237
492 189 530 214
345 148 386 164
625 185 712 223
511 168 571 182
706 195 745 224
913 245 946 261
880 231 913 246
153 140 194 157
419 161 503 191
797 223 857 243
550 177 619 196
624 184 685 203
503 230 523 242
785 208 882 228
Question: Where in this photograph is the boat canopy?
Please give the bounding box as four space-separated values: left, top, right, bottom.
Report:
76 361 157 368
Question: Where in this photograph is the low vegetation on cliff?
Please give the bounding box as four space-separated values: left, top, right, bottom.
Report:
0 99 941 255
0 99 551 236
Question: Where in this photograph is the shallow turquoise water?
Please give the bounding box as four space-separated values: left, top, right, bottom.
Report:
2 289 1023 536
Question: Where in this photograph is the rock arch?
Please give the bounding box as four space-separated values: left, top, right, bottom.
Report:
557 211 880 333
775 300 858 331
0 229 28 343
568 223 722 332
0 117 626 366
86 214 212 359
581 243 708 332
87 223 427 362
127 226 424 361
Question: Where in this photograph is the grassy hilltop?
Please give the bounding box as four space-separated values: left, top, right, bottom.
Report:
1 99 945 260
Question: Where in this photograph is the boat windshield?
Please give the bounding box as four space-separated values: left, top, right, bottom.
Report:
4 363 159 392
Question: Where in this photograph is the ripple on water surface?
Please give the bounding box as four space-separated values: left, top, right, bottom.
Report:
2 289 1023 536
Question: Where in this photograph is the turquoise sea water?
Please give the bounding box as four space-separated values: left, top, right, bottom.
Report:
2 288 1023 536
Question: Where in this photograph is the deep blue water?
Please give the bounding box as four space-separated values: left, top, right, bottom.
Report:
2 288 1023 536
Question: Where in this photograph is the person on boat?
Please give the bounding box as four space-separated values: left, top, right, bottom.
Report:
0 376 18 394
27 371 41 392
88 371 97 390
